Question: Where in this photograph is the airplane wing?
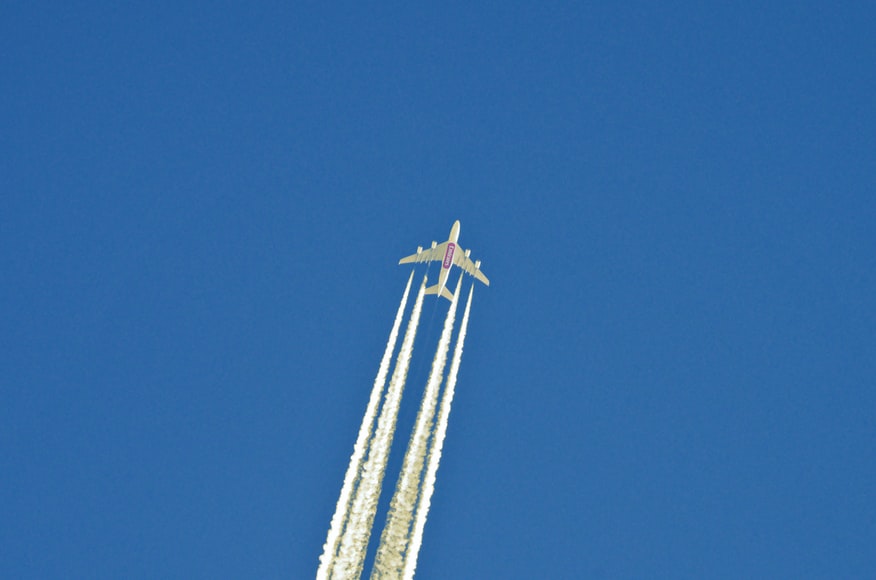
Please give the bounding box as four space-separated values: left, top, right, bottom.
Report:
399 242 447 265
453 248 490 286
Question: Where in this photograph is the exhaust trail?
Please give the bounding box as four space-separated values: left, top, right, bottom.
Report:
403 284 474 580
372 277 463 579
317 272 415 580
333 276 428 579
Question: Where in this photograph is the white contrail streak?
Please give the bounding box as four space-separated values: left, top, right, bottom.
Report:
372 277 462 579
403 284 474 580
333 276 427 579
317 272 414 580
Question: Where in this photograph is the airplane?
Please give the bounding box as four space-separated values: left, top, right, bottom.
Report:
398 220 490 301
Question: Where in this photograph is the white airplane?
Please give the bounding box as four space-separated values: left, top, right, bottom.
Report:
399 220 490 301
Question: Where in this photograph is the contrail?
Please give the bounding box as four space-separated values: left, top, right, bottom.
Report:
333 276 428 579
372 277 462 579
317 272 414 580
403 284 474 579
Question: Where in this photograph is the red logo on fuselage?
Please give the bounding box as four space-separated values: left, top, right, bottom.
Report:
443 243 456 269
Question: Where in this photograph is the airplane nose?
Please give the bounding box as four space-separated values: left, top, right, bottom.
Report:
450 221 460 242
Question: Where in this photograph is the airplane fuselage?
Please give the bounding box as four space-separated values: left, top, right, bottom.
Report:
436 221 461 297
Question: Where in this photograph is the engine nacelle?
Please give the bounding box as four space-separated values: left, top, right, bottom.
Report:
465 249 471 257
475 260 481 269
417 245 423 254
431 241 437 249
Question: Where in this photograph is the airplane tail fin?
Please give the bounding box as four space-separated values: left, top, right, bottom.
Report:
425 283 454 302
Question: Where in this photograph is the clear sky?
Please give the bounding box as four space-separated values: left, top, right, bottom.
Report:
3 3 875 578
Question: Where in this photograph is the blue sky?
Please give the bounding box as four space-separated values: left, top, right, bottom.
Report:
2 3 875 578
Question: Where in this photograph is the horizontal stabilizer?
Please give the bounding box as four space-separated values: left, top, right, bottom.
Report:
425 283 454 302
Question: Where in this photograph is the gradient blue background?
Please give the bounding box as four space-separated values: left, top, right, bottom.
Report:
3 3 874 578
